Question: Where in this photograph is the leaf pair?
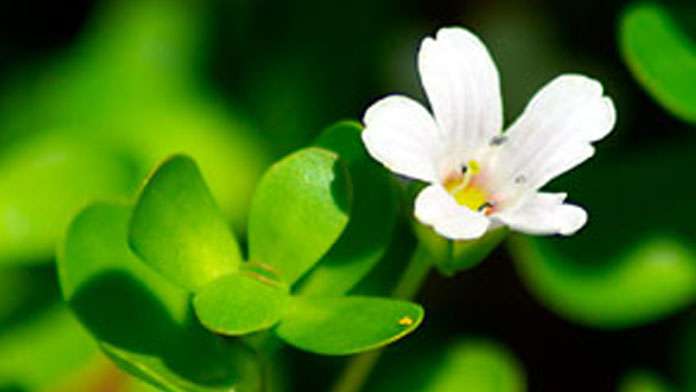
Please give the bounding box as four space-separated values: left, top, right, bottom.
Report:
59 203 261 392
128 122 422 356
59 122 421 390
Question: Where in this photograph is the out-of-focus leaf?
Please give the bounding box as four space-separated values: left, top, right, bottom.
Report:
509 143 696 328
193 273 288 336
368 338 526 392
420 340 525 392
618 370 675 392
248 148 351 285
620 3 696 123
0 133 135 266
511 236 696 328
297 121 398 295
59 203 260 391
0 0 268 265
130 156 241 291
0 265 60 329
0 305 99 391
274 296 422 355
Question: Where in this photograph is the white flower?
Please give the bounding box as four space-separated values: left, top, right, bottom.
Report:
362 27 616 240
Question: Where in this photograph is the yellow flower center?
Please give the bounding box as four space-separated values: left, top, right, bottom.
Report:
443 160 495 215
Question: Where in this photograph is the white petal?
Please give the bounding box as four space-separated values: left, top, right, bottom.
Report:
490 74 616 196
495 192 587 236
362 95 443 182
418 27 503 157
414 184 490 240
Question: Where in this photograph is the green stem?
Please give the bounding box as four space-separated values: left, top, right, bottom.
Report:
243 331 286 392
330 245 433 392
391 245 434 300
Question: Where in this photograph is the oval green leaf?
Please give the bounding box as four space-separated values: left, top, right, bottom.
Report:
416 339 525 392
274 296 423 355
511 235 696 329
297 121 398 295
193 273 288 336
248 147 351 285
620 3 696 123
369 338 526 392
130 155 242 291
59 202 260 391
619 370 674 392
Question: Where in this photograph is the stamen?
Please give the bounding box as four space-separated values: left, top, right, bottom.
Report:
467 160 481 175
444 160 493 214
478 201 496 215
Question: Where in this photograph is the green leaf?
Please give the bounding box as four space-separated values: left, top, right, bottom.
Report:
620 3 696 123
419 340 525 392
297 121 398 295
618 370 674 392
510 236 696 329
369 339 525 392
508 142 696 328
0 305 99 391
193 273 288 336
130 155 242 291
248 147 351 285
274 296 423 355
0 133 135 266
59 202 260 391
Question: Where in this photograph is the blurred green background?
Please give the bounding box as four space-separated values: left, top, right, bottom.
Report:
0 0 694 391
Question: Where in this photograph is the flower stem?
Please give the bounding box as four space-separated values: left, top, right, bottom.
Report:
330 245 433 392
391 245 433 300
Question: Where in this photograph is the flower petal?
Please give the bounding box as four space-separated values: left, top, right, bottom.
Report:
418 27 503 158
490 74 616 197
362 95 442 182
414 184 490 240
495 192 587 235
